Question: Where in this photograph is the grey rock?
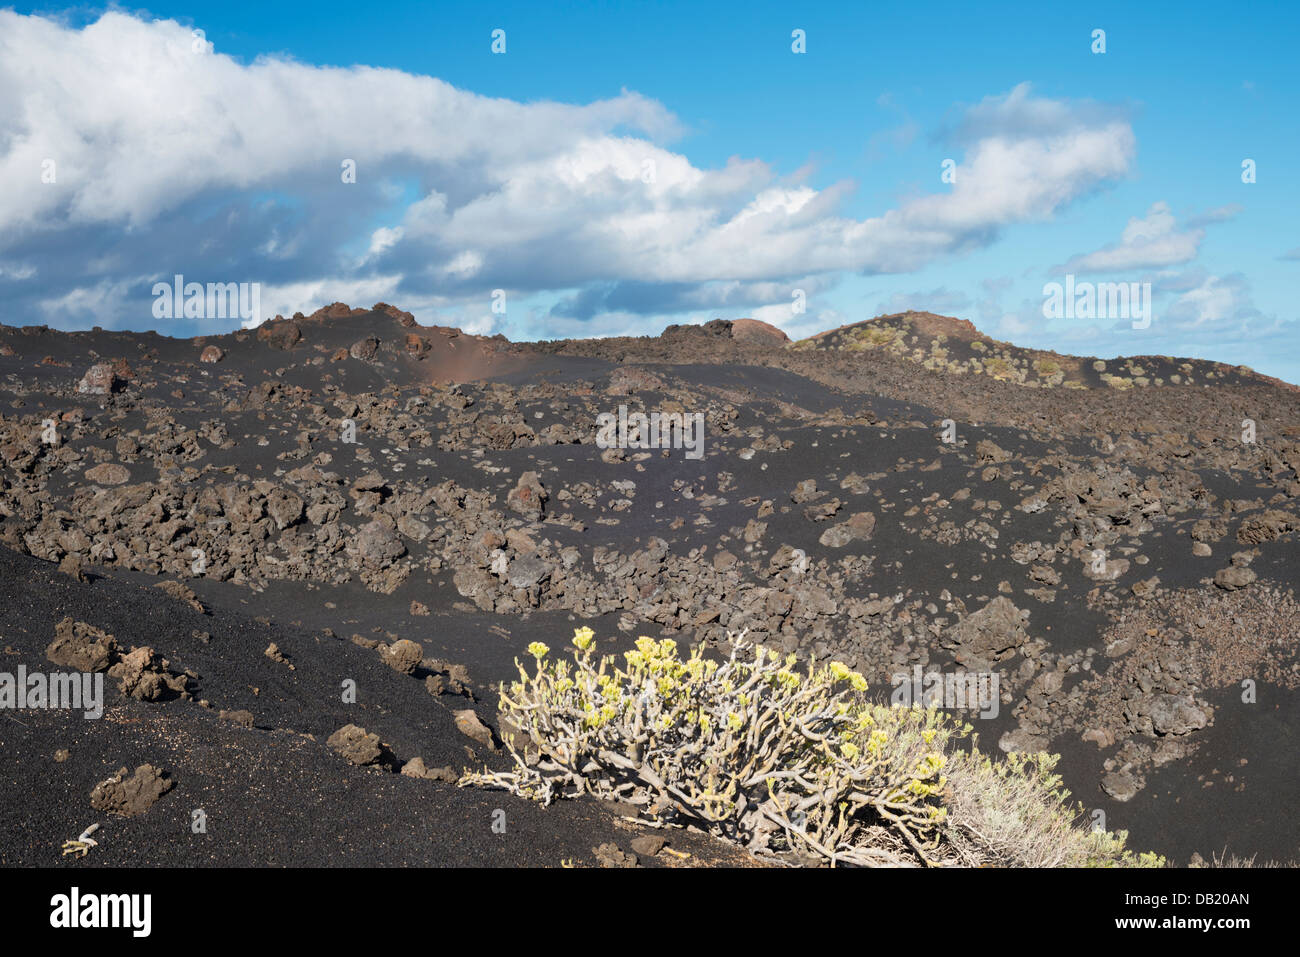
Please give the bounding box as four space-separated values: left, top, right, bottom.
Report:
1214 566 1256 590
356 520 405 565
507 554 551 589
1149 694 1208 736
1101 770 1142 802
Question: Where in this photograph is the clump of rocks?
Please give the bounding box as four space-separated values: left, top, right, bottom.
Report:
109 646 191 701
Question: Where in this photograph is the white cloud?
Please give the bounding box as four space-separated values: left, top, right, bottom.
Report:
1061 201 1236 273
0 12 679 231
440 250 484 279
364 227 404 262
38 278 139 321
0 261 36 280
0 14 1138 334
1166 273 1249 326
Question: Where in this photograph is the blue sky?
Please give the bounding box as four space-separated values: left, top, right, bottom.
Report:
2 1 1297 380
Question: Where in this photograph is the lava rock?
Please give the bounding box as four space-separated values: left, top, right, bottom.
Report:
84 463 130 486
77 363 119 395
1149 694 1209 736
1214 566 1256 590
90 764 175 817
507 471 547 519
46 618 117 673
327 724 385 767
381 638 424 675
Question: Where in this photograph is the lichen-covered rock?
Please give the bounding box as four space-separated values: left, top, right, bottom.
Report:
506 554 551 590
790 479 820 503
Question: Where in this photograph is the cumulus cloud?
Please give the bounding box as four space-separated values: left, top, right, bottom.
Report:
941 82 1133 147
0 13 1137 334
1060 202 1238 273
1163 272 1258 327
0 14 679 230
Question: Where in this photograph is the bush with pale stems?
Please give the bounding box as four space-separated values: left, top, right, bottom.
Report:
461 628 1164 868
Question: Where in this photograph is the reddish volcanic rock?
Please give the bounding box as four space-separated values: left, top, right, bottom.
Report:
665 318 789 345
807 311 981 343
199 345 224 363
307 302 368 322
76 362 118 395
375 302 417 326
903 311 981 340
730 318 789 345
257 319 301 350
